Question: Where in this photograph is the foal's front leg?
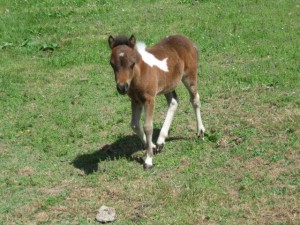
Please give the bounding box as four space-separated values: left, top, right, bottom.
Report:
131 100 156 150
143 98 155 170
131 100 146 145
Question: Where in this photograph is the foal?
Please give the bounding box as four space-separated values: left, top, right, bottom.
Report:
108 34 205 169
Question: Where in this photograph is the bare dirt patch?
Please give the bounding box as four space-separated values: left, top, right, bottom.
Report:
18 166 36 176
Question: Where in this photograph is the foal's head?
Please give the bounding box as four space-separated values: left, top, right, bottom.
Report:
108 35 136 95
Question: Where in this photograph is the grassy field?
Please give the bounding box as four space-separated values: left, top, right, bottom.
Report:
0 0 299 224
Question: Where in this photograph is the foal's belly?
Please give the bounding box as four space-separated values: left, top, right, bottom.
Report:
156 72 183 95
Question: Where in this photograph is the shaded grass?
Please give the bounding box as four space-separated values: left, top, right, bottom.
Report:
1 0 300 224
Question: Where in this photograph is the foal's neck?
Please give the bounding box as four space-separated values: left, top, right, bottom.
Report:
133 51 143 77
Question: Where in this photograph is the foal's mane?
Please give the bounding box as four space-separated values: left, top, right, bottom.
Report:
112 35 133 47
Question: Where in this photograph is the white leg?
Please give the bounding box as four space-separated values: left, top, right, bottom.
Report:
192 93 205 139
182 78 205 139
157 92 178 150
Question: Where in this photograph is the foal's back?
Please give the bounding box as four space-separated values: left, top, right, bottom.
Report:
146 35 198 94
150 35 198 71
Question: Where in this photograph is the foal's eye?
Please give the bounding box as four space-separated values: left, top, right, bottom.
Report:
130 62 135 69
110 62 117 71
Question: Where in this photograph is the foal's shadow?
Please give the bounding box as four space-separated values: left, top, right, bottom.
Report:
72 129 166 175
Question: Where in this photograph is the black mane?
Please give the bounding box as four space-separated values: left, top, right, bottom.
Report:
112 35 131 47
108 35 136 49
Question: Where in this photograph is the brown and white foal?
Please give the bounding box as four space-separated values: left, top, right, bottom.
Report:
108 34 205 169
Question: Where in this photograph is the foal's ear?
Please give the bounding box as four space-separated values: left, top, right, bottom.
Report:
108 35 115 49
128 35 136 48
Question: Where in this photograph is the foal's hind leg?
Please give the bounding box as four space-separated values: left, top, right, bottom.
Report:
156 91 178 151
182 76 205 139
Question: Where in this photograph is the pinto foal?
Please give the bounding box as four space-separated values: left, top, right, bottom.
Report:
108 35 205 169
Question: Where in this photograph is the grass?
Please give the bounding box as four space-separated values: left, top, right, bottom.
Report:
0 0 299 224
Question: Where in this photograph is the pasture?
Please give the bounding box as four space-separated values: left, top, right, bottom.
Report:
0 0 299 224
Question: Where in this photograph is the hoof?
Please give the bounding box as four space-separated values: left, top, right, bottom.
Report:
197 130 205 140
152 146 157 153
143 164 153 170
156 143 164 153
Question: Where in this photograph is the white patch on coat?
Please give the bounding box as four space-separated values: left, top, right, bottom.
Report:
136 42 169 72
119 52 125 57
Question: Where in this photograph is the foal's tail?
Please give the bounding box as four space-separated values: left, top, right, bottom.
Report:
193 42 199 61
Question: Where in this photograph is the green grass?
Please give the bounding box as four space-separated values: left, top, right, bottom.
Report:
1 0 299 224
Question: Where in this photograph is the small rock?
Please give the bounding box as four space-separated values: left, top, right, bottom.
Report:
96 205 116 223
234 137 243 144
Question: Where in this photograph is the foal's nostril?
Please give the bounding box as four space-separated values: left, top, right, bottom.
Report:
124 83 129 92
116 84 122 93
116 83 129 94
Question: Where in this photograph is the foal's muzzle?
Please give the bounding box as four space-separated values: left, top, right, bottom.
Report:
116 83 129 95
